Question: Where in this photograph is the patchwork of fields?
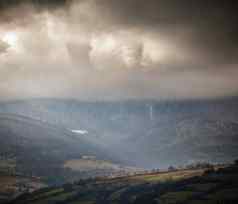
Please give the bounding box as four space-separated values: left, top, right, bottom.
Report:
9 163 238 204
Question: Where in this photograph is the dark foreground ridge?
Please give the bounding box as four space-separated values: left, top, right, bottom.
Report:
9 162 238 204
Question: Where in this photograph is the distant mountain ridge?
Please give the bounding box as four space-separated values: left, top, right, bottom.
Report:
0 98 238 168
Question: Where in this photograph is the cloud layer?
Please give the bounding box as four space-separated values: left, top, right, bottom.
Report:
0 0 238 101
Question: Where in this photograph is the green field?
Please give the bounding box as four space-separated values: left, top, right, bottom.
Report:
9 163 238 204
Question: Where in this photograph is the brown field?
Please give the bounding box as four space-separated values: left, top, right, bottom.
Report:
0 175 47 203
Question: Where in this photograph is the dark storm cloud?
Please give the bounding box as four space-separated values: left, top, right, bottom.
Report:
1 0 237 64
0 0 70 25
91 0 238 65
0 0 238 100
0 0 69 9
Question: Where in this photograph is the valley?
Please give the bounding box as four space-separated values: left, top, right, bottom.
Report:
9 162 238 204
1 99 238 203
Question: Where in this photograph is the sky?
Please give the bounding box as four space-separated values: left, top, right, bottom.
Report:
0 0 238 101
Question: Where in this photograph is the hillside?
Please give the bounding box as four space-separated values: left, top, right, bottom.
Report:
1 98 238 167
9 162 238 204
0 114 122 184
1 99 238 202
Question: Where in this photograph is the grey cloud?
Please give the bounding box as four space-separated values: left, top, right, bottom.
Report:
0 40 9 54
0 0 69 11
67 42 92 70
89 0 238 65
1 0 237 65
0 0 238 101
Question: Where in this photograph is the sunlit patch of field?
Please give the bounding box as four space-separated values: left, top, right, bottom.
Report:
0 159 17 198
10 164 238 204
0 176 17 194
130 169 205 182
64 159 121 171
0 175 47 203
92 168 206 187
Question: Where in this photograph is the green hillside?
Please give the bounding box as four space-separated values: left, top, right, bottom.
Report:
9 162 238 204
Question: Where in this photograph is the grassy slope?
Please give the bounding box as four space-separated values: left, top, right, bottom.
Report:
10 164 238 204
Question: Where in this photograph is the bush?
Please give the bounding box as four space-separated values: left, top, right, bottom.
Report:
63 183 73 192
204 167 215 175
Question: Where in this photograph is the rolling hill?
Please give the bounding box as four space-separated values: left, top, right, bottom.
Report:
1 98 238 168
9 162 238 204
0 113 121 184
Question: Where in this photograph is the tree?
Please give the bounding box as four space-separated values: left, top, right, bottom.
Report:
204 167 215 175
234 159 238 165
168 166 176 172
63 183 73 192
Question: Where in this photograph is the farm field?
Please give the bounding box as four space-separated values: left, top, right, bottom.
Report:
0 175 46 204
9 163 238 204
